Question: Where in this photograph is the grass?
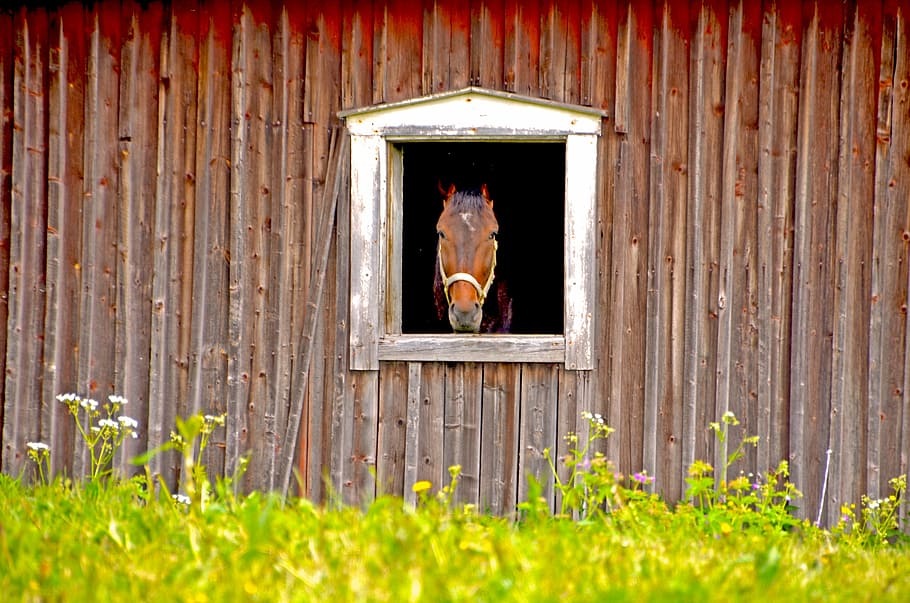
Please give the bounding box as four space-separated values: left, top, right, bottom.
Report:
4 399 909 602
2 474 909 602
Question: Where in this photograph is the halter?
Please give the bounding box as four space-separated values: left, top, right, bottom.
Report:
439 239 498 307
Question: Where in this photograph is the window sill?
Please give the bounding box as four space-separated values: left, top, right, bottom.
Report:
378 334 565 363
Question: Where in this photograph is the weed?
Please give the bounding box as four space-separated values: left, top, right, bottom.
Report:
51 393 139 482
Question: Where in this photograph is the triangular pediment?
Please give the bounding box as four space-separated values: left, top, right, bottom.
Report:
340 87 604 137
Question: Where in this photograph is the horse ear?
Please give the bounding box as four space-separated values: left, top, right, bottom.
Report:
480 183 493 208
442 182 456 206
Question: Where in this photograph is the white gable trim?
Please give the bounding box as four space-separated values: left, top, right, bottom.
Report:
343 88 603 371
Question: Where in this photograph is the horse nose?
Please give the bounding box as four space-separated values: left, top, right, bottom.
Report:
448 301 482 332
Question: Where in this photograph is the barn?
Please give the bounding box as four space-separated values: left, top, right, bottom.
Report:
0 0 908 526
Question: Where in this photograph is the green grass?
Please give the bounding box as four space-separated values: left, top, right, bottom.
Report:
2 473 909 603
7 403 909 601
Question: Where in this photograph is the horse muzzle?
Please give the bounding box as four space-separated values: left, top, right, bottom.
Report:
448 298 482 332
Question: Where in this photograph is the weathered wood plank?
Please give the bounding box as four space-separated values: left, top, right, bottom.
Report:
149 3 197 489
756 0 800 479
555 369 578 513
443 362 483 506
0 9 11 470
609 0 652 477
423 0 470 94
341 0 373 110
715 0 761 482
377 361 408 496
403 361 422 505
187 0 232 480
264 4 303 491
827 0 878 525
470 0 504 89
868 0 909 502
479 363 520 515
375 0 421 104
417 362 446 494
379 334 565 362
681 0 724 487
503 0 540 96
2 8 48 478
75 5 121 478
643 0 688 501
114 0 162 474
227 3 260 486
280 129 349 495
789 2 843 519
540 0 580 104
518 363 559 512
564 134 598 370
41 4 85 478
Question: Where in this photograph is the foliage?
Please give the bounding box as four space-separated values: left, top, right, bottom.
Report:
9 399 908 602
40 393 140 482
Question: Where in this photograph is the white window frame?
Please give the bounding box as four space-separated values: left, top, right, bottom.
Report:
340 87 603 371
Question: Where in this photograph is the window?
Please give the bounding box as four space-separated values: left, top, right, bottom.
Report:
341 87 603 370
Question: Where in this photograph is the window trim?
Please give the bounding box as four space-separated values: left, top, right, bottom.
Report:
341 87 603 371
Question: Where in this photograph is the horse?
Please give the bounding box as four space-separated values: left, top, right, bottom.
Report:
433 183 512 333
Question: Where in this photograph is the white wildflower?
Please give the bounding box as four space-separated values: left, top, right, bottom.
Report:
108 395 128 406
98 418 119 430
117 416 139 429
27 442 50 452
172 494 191 505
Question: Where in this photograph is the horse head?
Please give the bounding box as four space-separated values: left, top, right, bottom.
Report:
435 183 499 333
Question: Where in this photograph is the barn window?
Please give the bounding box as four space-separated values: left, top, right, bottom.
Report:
341 87 603 370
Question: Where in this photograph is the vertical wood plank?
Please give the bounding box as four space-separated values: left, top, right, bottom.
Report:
470 0 504 88
540 0 580 104
643 0 689 501
75 4 121 478
609 0 652 477
827 0 879 525
756 0 800 479
149 3 198 488
2 8 48 477
42 4 85 478
518 363 559 512
342 0 373 110
375 0 421 103
868 0 909 503
423 0 470 94
115 0 162 473
479 363 520 515
417 362 446 493
789 1 843 519
555 368 578 513
403 361 422 505
187 0 232 480
444 361 483 505
377 361 408 496
715 0 761 481
0 9 11 470
503 0 540 96
681 0 725 487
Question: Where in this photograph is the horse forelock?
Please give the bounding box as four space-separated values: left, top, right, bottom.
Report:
445 190 490 213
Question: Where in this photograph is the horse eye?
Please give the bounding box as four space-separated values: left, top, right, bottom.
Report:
437 230 445 239
489 232 498 240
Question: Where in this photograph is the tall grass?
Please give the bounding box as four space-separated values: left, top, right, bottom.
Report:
4 397 908 602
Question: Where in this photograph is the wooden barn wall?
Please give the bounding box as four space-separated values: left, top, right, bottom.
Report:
0 0 907 525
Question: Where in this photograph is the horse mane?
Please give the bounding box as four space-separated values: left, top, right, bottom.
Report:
444 189 490 212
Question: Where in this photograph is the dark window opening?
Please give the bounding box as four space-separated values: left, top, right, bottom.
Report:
400 142 565 334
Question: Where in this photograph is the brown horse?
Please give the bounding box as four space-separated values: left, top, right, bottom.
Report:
434 184 505 333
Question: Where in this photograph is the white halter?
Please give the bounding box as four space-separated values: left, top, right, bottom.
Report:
439 239 498 306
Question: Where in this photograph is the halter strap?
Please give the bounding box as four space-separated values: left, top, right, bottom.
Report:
439 239 497 306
